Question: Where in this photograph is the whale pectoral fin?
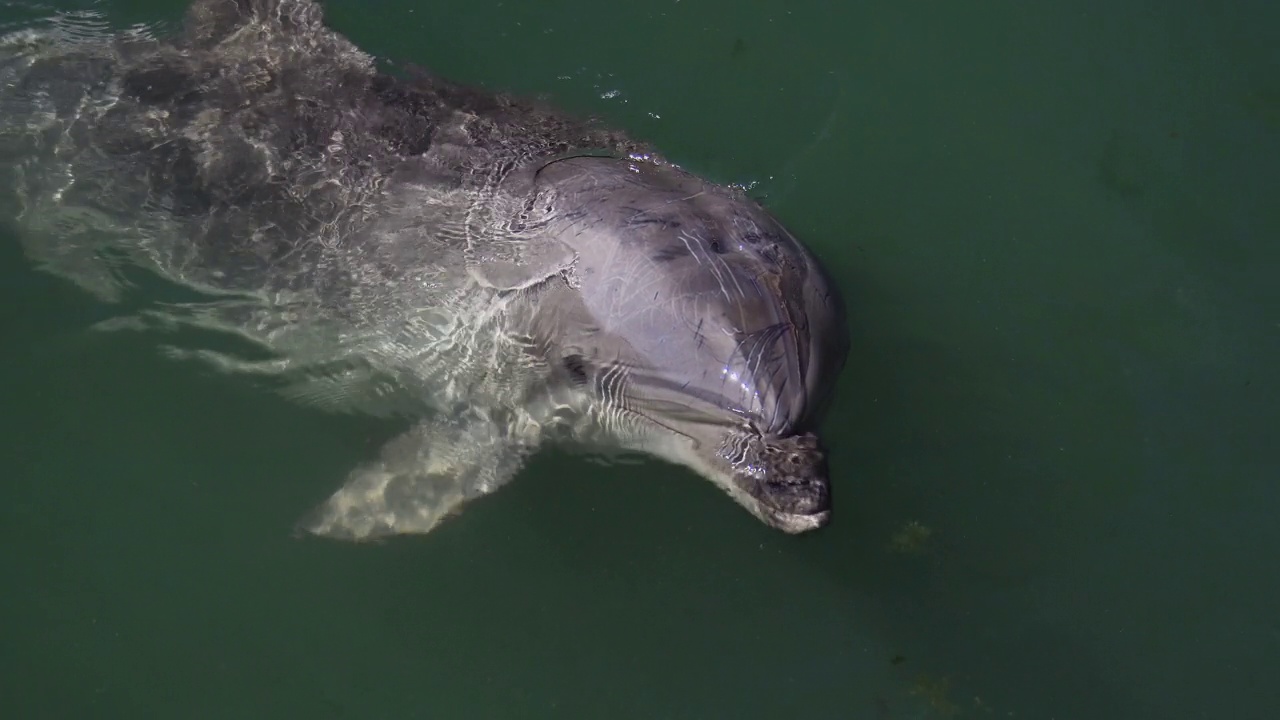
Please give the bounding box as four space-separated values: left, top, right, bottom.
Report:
466 236 576 291
296 411 536 541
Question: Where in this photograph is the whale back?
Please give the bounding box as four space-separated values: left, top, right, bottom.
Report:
2 0 653 301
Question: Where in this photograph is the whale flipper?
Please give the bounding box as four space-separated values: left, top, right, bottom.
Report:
297 409 538 540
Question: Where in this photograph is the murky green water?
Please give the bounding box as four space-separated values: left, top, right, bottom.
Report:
2 1 1277 718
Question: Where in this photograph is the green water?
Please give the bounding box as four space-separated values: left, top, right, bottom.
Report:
2 0 1278 718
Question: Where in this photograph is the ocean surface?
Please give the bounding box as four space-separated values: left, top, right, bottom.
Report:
2 1 1277 718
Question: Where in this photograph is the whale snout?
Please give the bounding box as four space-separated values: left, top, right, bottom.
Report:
759 476 831 533
726 431 832 534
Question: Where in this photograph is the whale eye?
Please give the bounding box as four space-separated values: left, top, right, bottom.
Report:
562 354 589 385
708 239 726 254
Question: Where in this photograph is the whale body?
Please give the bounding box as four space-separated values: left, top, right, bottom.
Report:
0 0 849 539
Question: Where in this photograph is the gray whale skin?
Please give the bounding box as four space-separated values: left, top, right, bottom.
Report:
0 0 849 539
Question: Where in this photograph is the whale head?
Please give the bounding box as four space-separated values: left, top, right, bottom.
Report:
526 155 849 533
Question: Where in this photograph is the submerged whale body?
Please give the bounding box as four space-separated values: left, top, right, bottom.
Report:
0 0 849 539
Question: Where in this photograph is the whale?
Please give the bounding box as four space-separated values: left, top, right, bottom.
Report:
0 0 849 539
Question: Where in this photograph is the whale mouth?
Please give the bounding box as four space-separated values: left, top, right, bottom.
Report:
764 506 831 534
753 470 832 533
721 430 832 534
